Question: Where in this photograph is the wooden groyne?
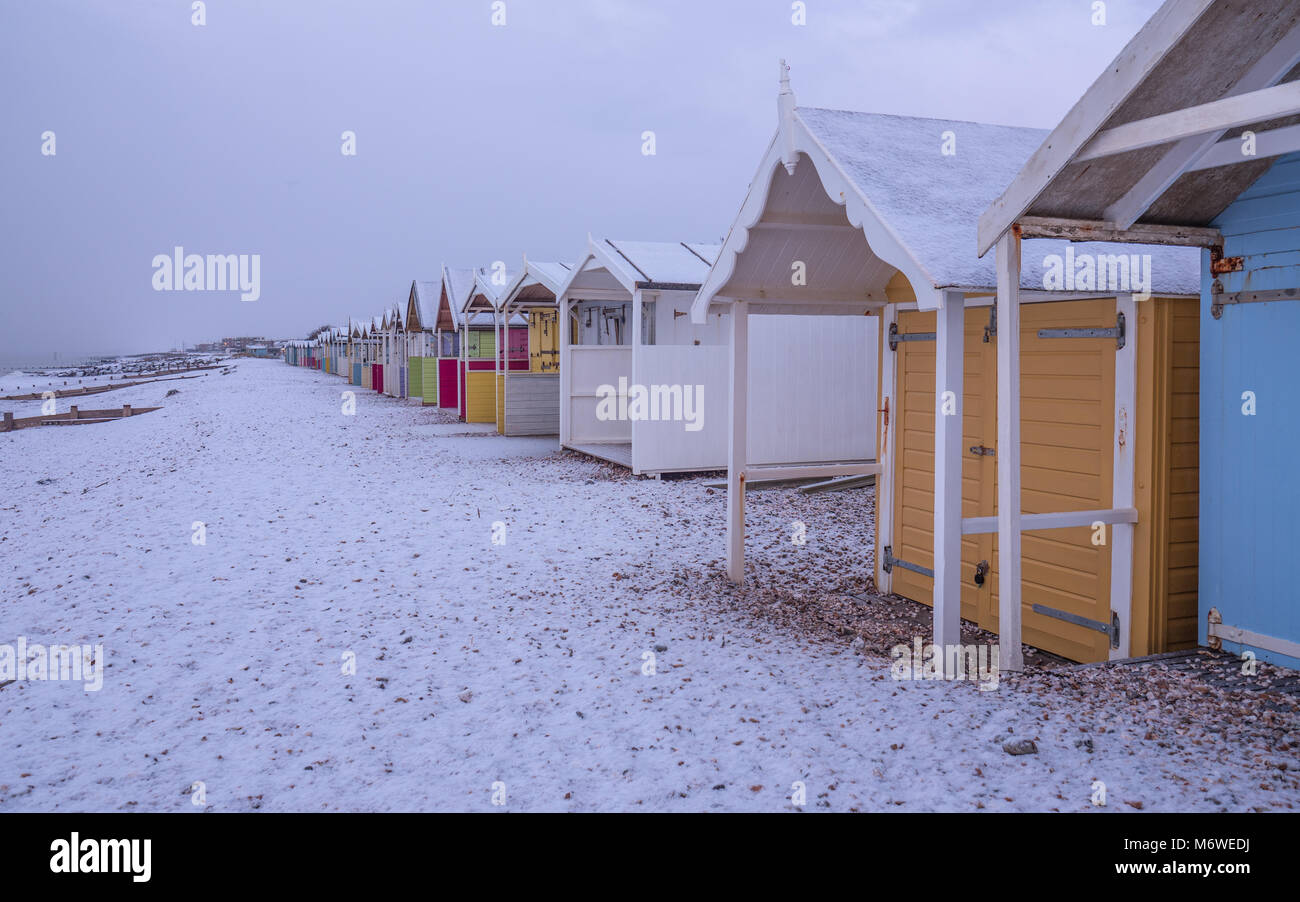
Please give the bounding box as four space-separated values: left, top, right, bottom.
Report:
1 404 161 432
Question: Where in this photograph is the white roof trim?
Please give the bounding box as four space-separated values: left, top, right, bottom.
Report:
691 118 942 323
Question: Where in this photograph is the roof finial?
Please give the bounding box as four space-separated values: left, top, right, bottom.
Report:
778 59 798 175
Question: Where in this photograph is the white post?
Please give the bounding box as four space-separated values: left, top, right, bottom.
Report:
1109 292 1137 659
876 304 898 593
933 290 965 660
630 289 643 474
996 232 1024 672
727 301 749 583
559 297 572 446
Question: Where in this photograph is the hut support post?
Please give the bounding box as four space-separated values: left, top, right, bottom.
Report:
1109 292 1137 659
631 289 643 475
726 301 749 583
996 232 1025 672
875 304 898 594
932 290 965 661
558 299 570 445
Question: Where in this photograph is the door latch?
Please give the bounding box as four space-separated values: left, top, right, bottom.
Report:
969 445 996 457
973 560 989 587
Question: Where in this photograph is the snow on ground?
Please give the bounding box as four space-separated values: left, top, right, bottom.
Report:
1 360 1296 812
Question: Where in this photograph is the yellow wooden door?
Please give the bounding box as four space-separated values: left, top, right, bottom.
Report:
530 310 559 373
889 298 1117 662
889 307 995 626
990 298 1115 663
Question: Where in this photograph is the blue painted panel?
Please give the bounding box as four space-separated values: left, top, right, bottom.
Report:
1200 153 1300 668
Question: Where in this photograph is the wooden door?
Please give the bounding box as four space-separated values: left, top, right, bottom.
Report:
888 298 1117 662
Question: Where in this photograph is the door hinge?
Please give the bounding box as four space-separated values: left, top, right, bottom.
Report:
1037 311 1125 350
888 322 937 351
882 545 934 579
1210 283 1300 320
1031 604 1121 649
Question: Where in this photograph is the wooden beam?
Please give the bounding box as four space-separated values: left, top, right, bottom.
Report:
976 0 1217 255
933 290 965 662
1016 216 1222 248
962 507 1138 535
1188 122 1300 173
1078 80 1300 163
996 233 1024 673
1109 293 1138 660
726 302 749 584
743 462 879 482
1106 20 1300 228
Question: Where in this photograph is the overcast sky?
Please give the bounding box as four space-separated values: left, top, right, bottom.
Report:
0 0 1164 360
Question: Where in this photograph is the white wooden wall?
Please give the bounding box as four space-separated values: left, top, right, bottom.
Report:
628 314 878 473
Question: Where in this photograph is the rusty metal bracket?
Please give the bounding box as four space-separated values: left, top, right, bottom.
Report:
1209 247 1244 276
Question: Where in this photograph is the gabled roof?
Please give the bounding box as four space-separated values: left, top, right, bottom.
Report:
979 0 1300 254
693 72 1199 320
465 265 522 314
407 280 439 331
437 265 478 330
559 237 721 300
498 260 573 309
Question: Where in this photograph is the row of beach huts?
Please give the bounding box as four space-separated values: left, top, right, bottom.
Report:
282 0 1300 672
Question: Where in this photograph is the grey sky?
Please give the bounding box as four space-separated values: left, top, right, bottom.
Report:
0 0 1163 359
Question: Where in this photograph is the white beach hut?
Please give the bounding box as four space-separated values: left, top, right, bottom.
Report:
560 236 878 477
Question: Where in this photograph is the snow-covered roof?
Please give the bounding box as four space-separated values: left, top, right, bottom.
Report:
441 266 478 328
498 261 574 310
799 107 1199 295
409 280 439 331
693 80 1199 321
559 238 722 300
465 265 521 314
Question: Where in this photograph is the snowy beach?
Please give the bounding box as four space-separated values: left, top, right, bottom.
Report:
1 359 1296 812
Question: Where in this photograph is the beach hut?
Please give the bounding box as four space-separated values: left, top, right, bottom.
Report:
383 305 404 399
427 266 475 411
492 260 571 435
980 0 1300 668
458 266 521 424
691 62 1203 665
404 280 439 404
559 236 877 476
348 319 366 385
371 313 386 394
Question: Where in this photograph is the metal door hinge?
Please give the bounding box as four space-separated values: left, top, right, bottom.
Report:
882 545 934 579
1037 311 1125 350
1032 603 1121 649
888 322 937 351
1211 283 1300 320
